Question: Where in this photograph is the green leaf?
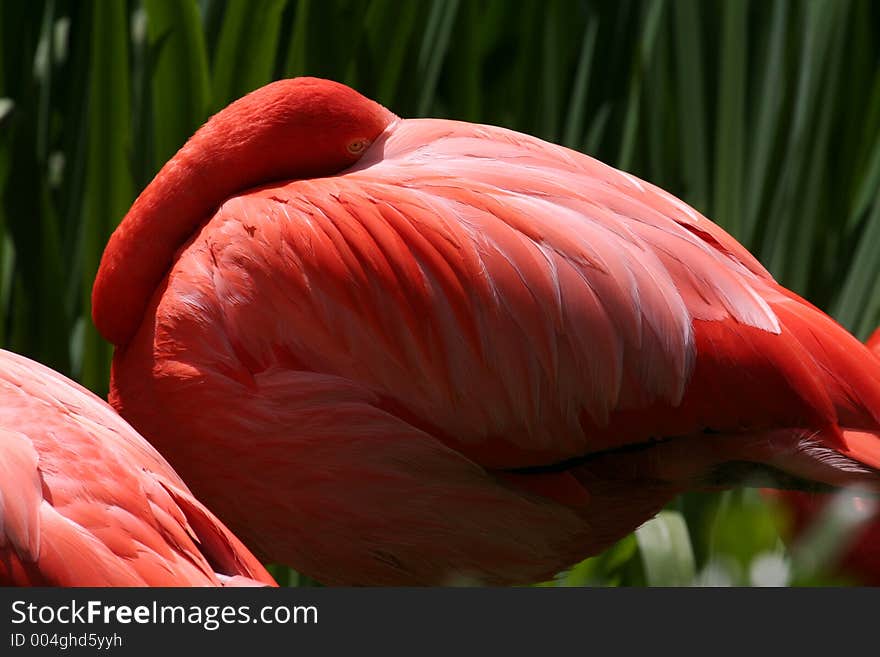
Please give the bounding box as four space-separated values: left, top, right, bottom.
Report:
707 489 786 579
742 0 788 246
78 0 133 393
848 101 880 227
2 0 69 372
211 0 287 110
554 535 639 587
282 0 310 78
617 0 664 171
834 194 880 334
416 0 460 116
635 510 696 586
144 0 211 169
760 0 844 291
713 0 747 238
0 237 13 344
672 0 709 213
361 0 420 108
562 15 598 149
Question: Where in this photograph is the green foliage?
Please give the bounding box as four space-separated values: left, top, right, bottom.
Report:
635 510 697 587
1 0 878 586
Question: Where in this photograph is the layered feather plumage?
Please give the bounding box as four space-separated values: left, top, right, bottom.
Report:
0 349 276 587
97 78 880 585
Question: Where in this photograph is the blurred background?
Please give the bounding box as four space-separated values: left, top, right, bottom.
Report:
1 0 879 586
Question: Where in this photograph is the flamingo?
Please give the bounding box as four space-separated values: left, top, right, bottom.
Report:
0 348 276 587
92 77 880 585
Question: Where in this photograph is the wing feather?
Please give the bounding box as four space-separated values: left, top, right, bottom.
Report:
166 117 880 469
0 350 274 587
0 429 41 561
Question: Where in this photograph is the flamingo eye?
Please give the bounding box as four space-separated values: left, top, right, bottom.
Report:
346 138 370 155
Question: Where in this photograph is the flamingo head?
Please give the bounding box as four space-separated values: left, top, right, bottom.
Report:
201 77 397 181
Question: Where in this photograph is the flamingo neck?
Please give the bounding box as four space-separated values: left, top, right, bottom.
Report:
91 77 395 346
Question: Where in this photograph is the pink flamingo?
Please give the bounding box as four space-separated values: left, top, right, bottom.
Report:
93 78 880 585
0 348 275 586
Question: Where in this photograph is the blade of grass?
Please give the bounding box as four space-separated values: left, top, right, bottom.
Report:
707 489 786 579
539 0 561 142
361 0 420 108
713 0 747 238
416 0 460 116
144 0 211 168
617 0 664 171
444 0 497 123
643 21 673 190
635 510 696 586
291 1 372 86
672 0 709 213
848 75 880 225
78 0 133 393
583 102 611 155
742 0 789 246
784 0 847 295
833 0 878 231
0 92 11 343
834 193 880 333
59 2 96 323
200 0 226 61
553 535 639 587
0 237 13 344
211 0 287 110
561 15 598 149
130 6 152 191
282 0 310 78
3 1 68 371
760 0 841 287
33 0 55 163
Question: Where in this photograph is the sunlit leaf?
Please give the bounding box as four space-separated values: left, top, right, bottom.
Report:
636 510 696 587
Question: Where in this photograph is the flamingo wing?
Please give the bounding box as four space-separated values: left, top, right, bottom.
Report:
152 118 880 472
0 349 275 587
100 80 880 584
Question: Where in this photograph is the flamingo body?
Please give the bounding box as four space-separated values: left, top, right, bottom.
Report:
0 349 275 587
95 78 880 585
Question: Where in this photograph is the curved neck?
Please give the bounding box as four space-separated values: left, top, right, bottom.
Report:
91 78 394 345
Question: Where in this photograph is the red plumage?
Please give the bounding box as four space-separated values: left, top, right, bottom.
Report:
93 77 880 585
0 349 276 587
